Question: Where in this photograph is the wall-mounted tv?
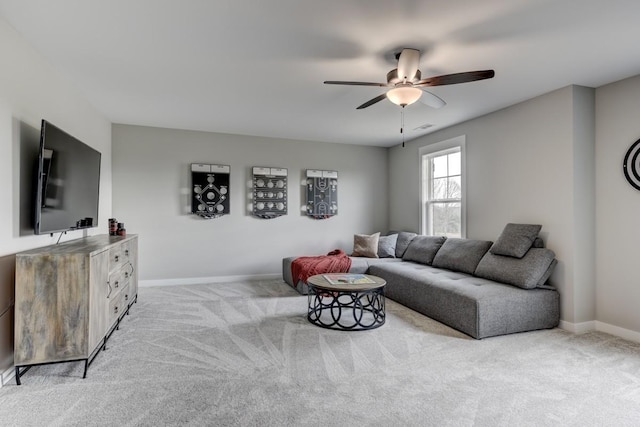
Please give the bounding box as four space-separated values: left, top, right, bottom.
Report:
34 120 101 235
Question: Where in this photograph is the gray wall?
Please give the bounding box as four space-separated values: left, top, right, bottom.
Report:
595 75 640 337
0 16 112 385
388 85 597 328
112 125 388 283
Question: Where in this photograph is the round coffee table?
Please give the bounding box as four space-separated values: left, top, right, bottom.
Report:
306 274 386 331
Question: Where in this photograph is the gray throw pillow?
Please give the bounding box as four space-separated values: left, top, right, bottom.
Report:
377 234 398 258
532 237 544 248
431 238 493 275
402 235 446 265
490 223 542 258
352 232 380 258
474 248 556 289
395 231 417 258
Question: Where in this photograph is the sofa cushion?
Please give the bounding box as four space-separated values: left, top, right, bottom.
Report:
395 231 417 258
431 238 492 275
352 232 380 258
490 223 542 258
377 233 398 258
474 248 556 289
536 258 557 287
402 235 446 265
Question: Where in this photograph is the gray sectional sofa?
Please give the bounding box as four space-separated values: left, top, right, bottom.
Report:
282 224 560 339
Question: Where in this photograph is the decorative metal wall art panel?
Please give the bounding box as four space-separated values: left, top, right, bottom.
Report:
306 169 338 219
623 138 640 191
191 163 230 219
252 167 287 218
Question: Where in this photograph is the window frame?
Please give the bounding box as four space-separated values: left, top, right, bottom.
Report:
419 135 466 238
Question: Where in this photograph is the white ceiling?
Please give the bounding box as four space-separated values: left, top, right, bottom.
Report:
2 0 640 147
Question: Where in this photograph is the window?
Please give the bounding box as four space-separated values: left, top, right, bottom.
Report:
420 136 466 238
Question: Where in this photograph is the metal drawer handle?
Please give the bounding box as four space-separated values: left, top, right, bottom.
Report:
114 255 120 262
125 249 129 256
114 280 119 288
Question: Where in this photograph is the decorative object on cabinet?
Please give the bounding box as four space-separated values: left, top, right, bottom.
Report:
306 169 338 219
623 138 640 191
191 163 230 218
252 167 287 219
14 234 138 384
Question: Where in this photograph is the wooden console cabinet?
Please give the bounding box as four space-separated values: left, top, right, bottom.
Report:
14 234 138 384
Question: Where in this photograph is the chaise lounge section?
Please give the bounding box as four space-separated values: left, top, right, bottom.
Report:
282 224 560 339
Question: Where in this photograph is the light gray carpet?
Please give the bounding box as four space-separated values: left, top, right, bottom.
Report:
1 279 640 426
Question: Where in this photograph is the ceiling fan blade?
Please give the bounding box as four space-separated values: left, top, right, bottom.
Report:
397 48 420 82
356 93 387 109
420 90 446 109
415 70 495 87
324 80 388 87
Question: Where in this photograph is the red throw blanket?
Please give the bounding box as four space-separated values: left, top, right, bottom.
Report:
291 249 352 284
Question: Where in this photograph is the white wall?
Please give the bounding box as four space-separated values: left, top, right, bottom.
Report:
388 85 597 327
112 124 388 283
0 17 112 254
595 75 640 336
0 16 111 385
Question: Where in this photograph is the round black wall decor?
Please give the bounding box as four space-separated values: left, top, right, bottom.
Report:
623 139 640 191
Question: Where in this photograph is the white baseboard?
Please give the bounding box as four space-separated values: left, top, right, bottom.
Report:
139 273 282 288
0 366 15 388
594 321 640 344
559 320 640 344
558 320 596 334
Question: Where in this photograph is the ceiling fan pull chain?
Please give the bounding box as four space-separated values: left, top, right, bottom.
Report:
401 107 405 148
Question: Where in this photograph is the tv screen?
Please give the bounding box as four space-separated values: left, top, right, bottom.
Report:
35 120 101 235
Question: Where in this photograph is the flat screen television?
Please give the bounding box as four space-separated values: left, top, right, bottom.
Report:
34 120 101 235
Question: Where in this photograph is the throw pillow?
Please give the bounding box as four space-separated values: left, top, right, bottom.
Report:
352 232 380 258
402 235 446 265
395 231 418 258
431 238 493 275
532 237 544 248
377 233 398 258
490 223 542 258
474 248 556 289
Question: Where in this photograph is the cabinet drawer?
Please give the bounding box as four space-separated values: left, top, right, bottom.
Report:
109 241 133 272
109 291 126 325
121 241 133 263
108 268 125 298
108 246 124 272
108 262 133 298
122 282 133 308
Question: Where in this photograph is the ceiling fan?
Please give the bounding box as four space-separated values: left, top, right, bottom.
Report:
324 48 495 110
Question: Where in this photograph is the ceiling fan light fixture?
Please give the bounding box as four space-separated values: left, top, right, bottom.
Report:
387 86 422 107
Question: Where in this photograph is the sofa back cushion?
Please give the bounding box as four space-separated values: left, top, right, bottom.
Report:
431 238 493 275
474 248 556 289
402 235 446 265
352 232 380 258
377 233 398 258
490 223 542 258
395 231 417 258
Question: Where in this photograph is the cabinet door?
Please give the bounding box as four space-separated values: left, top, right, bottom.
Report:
15 254 90 364
127 237 139 300
88 250 109 352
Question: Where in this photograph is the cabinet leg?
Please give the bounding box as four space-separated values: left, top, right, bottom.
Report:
15 366 21 386
82 360 89 379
